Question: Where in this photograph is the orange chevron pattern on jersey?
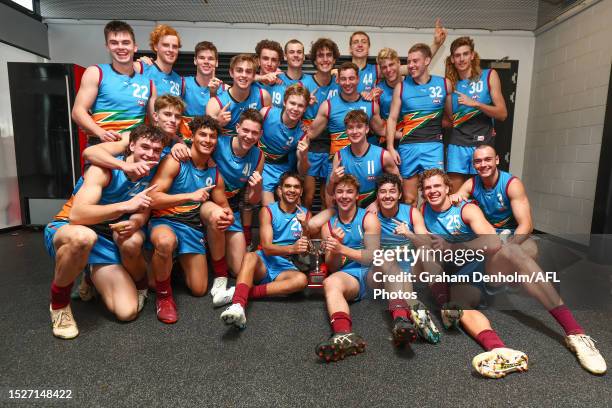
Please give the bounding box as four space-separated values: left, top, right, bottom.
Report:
152 202 202 227
330 131 349 155
452 109 481 128
258 140 285 162
91 111 145 133
398 111 441 142
53 196 75 221
357 190 376 207
491 215 514 229
179 117 194 139
152 202 200 218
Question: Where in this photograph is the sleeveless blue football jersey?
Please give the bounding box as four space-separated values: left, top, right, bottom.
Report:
212 135 262 211
337 144 384 208
357 63 379 93
378 203 415 248
258 107 304 165
214 85 265 135
301 74 338 153
265 201 307 246
450 69 495 146
140 62 183 97
328 94 374 154
151 159 219 228
181 76 227 137
398 75 446 144
423 201 477 243
91 64 150 134
472 170 517 231
329 208 367 269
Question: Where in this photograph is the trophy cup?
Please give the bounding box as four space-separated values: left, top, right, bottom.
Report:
307 239 327 288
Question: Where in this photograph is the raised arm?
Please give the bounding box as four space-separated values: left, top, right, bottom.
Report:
246 154 265 205
296 134 310 176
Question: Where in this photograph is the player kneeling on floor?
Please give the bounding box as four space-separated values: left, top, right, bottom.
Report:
220 172 311 329
149 116 232 324
45 125 165 339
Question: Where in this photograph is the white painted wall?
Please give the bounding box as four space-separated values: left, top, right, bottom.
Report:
523 0 612 240
0 42 46 228
46 19 535 178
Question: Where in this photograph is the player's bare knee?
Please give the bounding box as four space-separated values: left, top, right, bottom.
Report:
152 234 176 257
115 303 138 322
69 229 98 252
294 272 308 289
119 237 143 259
189 283 207 297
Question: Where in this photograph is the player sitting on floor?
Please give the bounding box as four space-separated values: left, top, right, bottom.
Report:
220 172 311 329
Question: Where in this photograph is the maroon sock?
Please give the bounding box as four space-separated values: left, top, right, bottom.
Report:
475 329 506 351
50 281 73 310
243 226 252 246
155 277 172 299
212 257 229 278
389 299 409 320
249 284 268 299
549 305 584 335
330 311 352 334
430 282 449 307
233 283 250 308
135 277 148 291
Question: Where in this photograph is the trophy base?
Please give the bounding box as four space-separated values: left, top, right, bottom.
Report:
308 271 327 288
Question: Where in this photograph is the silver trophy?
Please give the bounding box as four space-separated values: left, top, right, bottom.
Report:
307 239 327 287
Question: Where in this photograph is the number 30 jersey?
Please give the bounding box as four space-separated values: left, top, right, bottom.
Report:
450 69 495 146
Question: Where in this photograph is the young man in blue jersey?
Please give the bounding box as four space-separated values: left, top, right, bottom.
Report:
386 43 451 205
82 95 190 174
451 145 607 375
205 109 265 305
347 19 447 96
259 84 311 206
136 24 183 98
326 110 399 210
180 41 224 138
206 54 272 135
308 62 386 159
374 173 441 345
445 37 507 193
420 168 529 378
375 48 403 147
301 38 341 211
283 39 307 85
316 175 380 362
148 116 231 324
72 20 156 144
46 125 165 339
253 39 306 108
219 172 310 329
